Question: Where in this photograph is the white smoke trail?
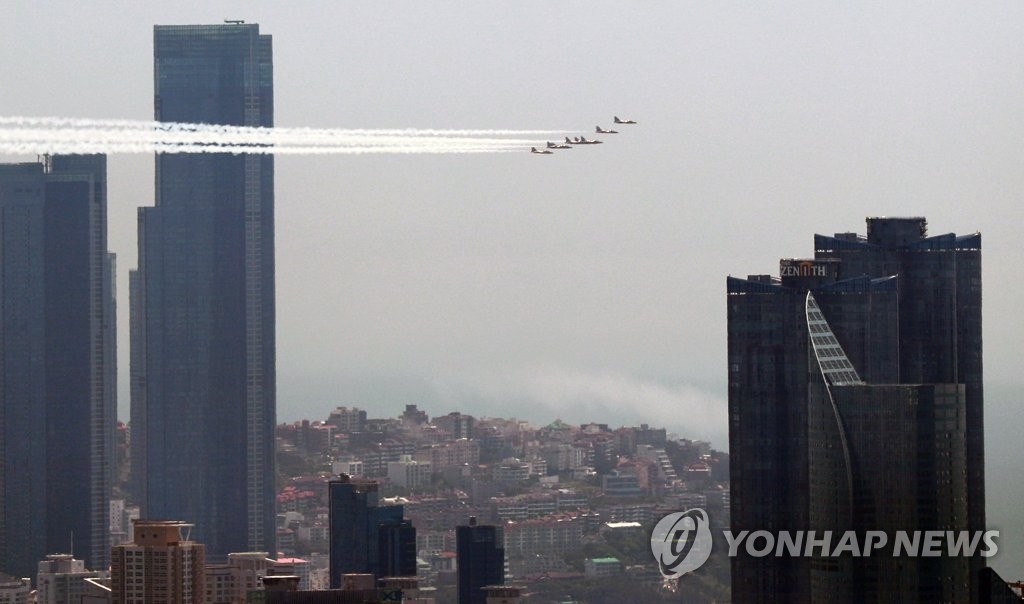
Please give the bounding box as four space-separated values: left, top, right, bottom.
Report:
0 116 570 155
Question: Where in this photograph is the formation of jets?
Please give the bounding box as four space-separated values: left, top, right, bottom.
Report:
531 115 637 154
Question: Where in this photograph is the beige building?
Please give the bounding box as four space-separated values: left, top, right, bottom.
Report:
111 520 205 604
205 552 275 604
37 554 109 604
0 573 31 604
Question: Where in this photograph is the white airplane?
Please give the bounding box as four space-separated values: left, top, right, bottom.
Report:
547 141 572 149
531 147 553 154
596 126 619 134
613 116 637 124
567 136 603 145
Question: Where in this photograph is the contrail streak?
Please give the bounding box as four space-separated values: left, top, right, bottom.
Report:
0 116 569 155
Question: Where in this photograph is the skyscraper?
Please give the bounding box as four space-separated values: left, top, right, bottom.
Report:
727 217 982 602
804 291 969 602
0 155 115 578
132 23 276 558
328 476 417 588
456 518 505 604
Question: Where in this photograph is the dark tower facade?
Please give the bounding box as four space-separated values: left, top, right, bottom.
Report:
0 155 115 577
456 518 505 604
728 217 982 602
133 23 275 558
328 476 416 587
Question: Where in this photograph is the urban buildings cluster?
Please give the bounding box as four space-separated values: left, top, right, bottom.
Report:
0 397 728 602
274 404 728 598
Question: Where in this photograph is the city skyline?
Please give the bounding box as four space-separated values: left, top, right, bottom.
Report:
1 1 1022 579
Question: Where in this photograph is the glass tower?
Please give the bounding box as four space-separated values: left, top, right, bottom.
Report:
0 155 114 577
727 217 982 602
133 23 275 559
328 476 417 587
456 518 505 604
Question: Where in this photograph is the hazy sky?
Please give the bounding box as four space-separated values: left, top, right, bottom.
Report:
3 1 1023 575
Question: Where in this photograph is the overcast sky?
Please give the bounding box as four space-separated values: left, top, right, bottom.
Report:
3 0 1023 574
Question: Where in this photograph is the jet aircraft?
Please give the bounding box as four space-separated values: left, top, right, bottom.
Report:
613 116 637 124
531 147 553 154
547 141 572 149
596 126 619 134
567 136 603 145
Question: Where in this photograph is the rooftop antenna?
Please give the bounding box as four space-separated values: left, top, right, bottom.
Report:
70 530 74 557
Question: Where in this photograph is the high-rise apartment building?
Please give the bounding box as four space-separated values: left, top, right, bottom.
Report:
804 291 969 601
328 476 417 588
110 520 205 604
456 518 505 604
132 23 276 559
0 155 115 578
727 217 982 602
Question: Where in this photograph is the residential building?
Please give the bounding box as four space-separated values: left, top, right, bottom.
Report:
0 574 31 604
0 155 115 577
635 445 677 482
133 22 276 559
110 520 205 604
415 440 480 471
502 515 582 559
205 552 274 604
387 456 433 490
434 413 475 440
601 470 643 497
492 460 530 484
727 217 982 601
37 554 109 604
804 292 970 601
326 407 367 434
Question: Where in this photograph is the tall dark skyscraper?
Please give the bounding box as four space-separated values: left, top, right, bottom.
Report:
456 518 505 604
0 155 115 577
132 23 276 558
328 476 417 588
727 217 982 602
